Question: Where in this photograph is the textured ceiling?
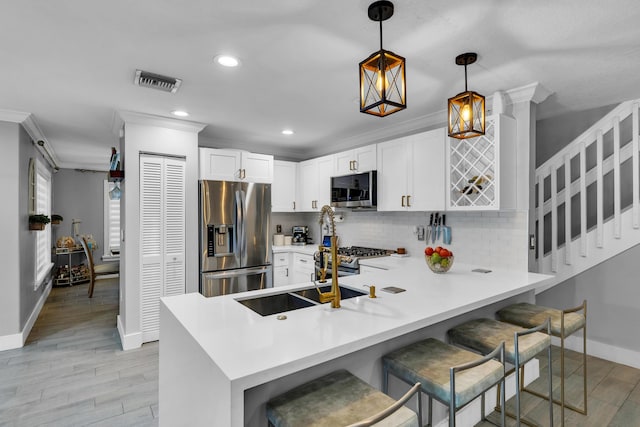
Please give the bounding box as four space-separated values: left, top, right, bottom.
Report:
2 0 640 169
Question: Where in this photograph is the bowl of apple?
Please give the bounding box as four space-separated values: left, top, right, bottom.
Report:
424 246 454 273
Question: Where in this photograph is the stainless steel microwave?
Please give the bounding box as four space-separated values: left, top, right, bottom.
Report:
330 171 377 209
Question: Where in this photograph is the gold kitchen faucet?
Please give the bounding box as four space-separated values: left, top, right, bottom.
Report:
317 205 341 308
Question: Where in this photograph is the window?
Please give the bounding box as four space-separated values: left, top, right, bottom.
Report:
104 181 121 257
33 158 52 289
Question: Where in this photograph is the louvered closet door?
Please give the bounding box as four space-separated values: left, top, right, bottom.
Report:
140 154 186 342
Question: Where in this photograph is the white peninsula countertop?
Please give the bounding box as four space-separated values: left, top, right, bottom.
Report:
159 257 553 427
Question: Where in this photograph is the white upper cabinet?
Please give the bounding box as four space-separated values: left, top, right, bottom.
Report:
199 148 273 183
334 145 377 175
297 155 334 212
272 160 298 212
446 114 516 210
377 128 445 211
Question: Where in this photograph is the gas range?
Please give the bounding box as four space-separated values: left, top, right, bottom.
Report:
314 246 394 273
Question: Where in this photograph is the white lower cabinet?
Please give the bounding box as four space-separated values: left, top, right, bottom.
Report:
273 252 291 287
291 252 314 284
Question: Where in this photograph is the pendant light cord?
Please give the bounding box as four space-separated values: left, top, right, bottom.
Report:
378 8 384 51
464 62 468 92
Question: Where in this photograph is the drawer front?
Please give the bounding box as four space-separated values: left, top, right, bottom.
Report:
273 252 290 267
292 253 314 271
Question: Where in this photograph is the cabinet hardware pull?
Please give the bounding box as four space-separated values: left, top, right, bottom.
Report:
242 169 246 179
300 259 307 263
285 268 288 277
406 195 411 207
352 160 357 171
293 201 296 210
401 195 406 207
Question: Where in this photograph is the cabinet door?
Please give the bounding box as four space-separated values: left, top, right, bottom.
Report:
297 159 318 212
334 145 377 175
273 266 290 287
199 148 241 181
377 138 409 211
272 161 297 212
334 150 355 176
140 155 186 343
163 157 186 297
316 155 334 208
241 152 274 183
407 129 445 211
353 145 377 172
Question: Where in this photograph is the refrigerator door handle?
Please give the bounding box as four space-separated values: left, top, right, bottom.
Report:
235 189 247 265
203 265 271 279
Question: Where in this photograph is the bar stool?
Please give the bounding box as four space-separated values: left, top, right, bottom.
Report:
448 318 553 426
266 369 421 427
382 338 506 427
496 301 587 423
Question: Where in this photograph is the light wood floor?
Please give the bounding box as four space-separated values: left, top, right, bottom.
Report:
477 341 640 426
2 278 640 426
0 278 158 426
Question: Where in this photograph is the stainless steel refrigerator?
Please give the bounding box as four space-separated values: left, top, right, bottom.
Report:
199 180 272 297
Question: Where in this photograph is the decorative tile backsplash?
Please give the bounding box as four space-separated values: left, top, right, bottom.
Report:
273 210 529 271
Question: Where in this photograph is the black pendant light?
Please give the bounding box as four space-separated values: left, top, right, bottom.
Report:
359 1 406 117
448 52 485 139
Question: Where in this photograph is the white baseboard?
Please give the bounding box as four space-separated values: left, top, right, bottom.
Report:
117 314 142 351
0 279 52 351
551 335 640 369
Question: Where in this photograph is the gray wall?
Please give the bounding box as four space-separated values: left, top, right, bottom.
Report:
536 103 616 167
0 122 21 336
52 169 109 261
535 101 640 355
0 121 51 338
18 125 49 329
537 244 640 353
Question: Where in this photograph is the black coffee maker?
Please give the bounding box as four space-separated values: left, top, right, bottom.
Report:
292 226 309 246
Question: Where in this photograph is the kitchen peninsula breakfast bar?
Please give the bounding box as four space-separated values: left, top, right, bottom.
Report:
159 257 553 426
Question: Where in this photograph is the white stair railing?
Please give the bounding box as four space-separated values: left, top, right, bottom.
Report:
534 99 640 291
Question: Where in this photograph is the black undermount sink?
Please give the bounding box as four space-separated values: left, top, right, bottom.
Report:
293 285 366 304
237 285 367 317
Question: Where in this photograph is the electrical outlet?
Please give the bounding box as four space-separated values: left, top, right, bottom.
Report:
416 225 425 241
529 234 536 250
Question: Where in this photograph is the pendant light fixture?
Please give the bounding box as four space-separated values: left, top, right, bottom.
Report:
359 1 406 117
448 52 485 139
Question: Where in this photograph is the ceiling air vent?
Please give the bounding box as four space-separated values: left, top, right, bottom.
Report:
134 70 182 93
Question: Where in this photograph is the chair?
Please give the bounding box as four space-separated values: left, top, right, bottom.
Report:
496 301 587 423
383 338 506 427
448 318 553 426
80 237 119 298
266 369 421 427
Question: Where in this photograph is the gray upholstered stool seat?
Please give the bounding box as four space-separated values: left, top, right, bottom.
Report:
496 302 585 337
266 369 420 427
383 338 505 427
496 301 588 421
448 318 553 426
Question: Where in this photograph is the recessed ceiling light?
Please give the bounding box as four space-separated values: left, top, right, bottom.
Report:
282 129 294 135
171 110 189 117
214 55 240 67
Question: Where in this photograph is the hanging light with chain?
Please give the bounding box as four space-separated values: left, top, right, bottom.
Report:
448 52 485 139
359 1 406 117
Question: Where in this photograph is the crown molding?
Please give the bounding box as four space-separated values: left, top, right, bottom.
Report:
114 110 207 134
505 82 553 105
0 109 31 123
0 109 60 169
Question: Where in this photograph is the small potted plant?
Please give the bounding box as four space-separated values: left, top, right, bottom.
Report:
29 214 50 230
51 214 64 225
